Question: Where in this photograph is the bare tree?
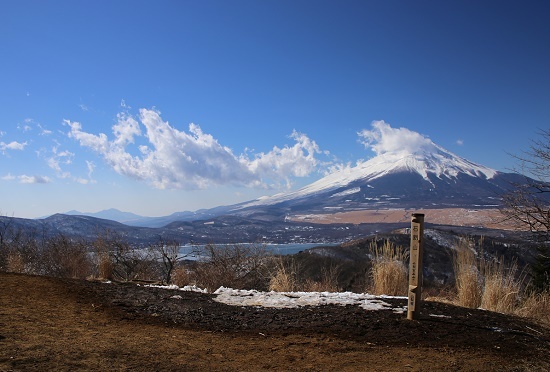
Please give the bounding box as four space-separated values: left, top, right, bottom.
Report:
501 129 550 291
41 234 92 279
96 230 154 282
148 238 186 284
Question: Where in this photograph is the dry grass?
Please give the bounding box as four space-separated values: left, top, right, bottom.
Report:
95 252 113 280
481 259 522 314
369 240 408 296
451 237 550 325
269 257 300 292
269 257 342 293
301 264 342 292
6 252 26 274
170 266 193 287
453 238 484 308
515 290 550 325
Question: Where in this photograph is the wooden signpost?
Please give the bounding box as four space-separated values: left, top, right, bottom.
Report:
407 213 425 320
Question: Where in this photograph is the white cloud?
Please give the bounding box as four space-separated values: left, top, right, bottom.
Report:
358 120 434 156
0 141 27 152
66 108 324 190
20 118 52 136
120 99 130 109
47 146 74 177
74 177 90 184
456 139 464 145
84 160 96 184
18 175 51 184
246 130 321 188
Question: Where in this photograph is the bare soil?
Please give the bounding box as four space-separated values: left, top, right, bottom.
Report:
1 272 548 371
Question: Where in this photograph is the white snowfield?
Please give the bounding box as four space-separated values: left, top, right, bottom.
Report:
146 284 407 313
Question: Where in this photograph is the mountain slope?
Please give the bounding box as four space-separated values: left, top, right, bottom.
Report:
231 140 522 218
64 208 146 224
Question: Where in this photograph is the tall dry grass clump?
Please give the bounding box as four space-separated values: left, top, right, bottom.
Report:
269 257 341 293
369 240 408 296
302 264 342 292
96 252 114 280
481 258 522 314
451 237 548 323
170 265 192 287
515 290 550 325
269 256 300 292
453 238 484 308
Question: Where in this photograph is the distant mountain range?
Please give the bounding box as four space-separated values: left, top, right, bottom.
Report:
6 138 540 244
64 209 145 224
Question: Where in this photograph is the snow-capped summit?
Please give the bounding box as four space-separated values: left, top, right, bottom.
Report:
237 134 519 214
296 141 497 197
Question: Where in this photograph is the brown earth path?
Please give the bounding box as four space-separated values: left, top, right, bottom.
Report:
1 272 548 371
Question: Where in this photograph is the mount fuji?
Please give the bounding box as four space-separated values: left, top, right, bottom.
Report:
221 138 524 221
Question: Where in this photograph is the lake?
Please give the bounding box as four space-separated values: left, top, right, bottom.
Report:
178 242 336 259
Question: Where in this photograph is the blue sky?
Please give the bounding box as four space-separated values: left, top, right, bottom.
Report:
1 0 549 218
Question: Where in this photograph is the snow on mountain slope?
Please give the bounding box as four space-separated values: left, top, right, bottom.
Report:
240 138 499 208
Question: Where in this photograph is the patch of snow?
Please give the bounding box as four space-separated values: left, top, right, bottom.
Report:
136 283 409 312
424 229 459 249
145 284 208 293
212 287 406 312
330 187 361 198
429 313 451 318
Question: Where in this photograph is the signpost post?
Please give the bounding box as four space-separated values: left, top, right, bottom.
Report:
407 213 425 320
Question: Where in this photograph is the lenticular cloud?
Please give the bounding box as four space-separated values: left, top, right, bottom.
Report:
358 120 435 156
66 108 322 190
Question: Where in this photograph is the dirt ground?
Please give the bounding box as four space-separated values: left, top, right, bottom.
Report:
1 272 548 371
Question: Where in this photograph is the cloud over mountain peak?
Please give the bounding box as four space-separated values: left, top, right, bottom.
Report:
358 120 436 156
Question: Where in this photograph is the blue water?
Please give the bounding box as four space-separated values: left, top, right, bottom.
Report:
178 242 335 258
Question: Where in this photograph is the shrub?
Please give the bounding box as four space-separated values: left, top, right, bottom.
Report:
369 239 408 296
102 234 155 282
193 244 272 292
171 265 193 287
41 235 92 279
6 251 26 273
